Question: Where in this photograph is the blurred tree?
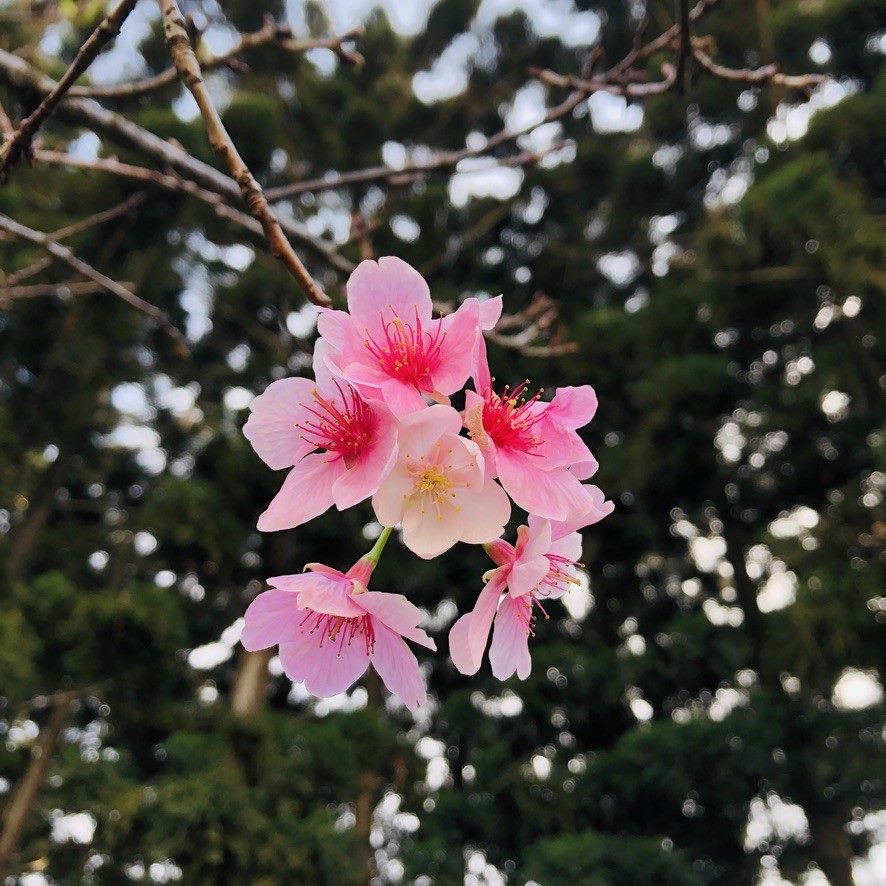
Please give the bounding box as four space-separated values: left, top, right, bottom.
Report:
0 1 882 884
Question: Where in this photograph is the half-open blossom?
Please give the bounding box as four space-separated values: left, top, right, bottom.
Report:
464 344 601 520
241 560 435 711
448 487 613 680
317 257 483 416
372 404 510 559
244 343 397 531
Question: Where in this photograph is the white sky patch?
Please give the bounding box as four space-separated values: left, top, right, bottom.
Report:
769 506 819 539
629 696 654 722
471 690 523 718
505 82 548 131
689 536 727 573
597 251 640 286
757 569 797 613
767 79 858 144
744 795 810 851
390 214 421 242
821 390 851 422
832 669 883 711
188 641 233 670
709 687 749 722
223 386 253 411
286 303 318 338
448 161 524 207
51 811 96 845
413 32 481 103
587 92 643 133
562 569 593 620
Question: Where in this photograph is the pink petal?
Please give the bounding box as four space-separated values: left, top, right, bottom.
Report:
570 456 599 481
356 592 436 650
401 494 462 559
279 635 370 698
471 333 493 395
370 625 428 712
548 385 598 428
380 378 428 417
515 520 553 561
295 576 364 618
429 299 480 396
479 295 503 330
397 404 463 460
489 596 532 681
496 450 593 521
453 475 510 545
547 531 583 564
509 555 550 598
463 389 494 462
316 308 362 357
449 571 507 675
257 454 341 531
372 461 415 527
243 377 317 470
539 485 614 537
346 257 432 335
241 589 304 651
331 405 398 510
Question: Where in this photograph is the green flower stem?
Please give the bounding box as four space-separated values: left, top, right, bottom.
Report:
363 526 394 567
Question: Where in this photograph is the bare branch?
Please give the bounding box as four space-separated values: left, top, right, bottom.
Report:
266 95 585 201
0 49 351 276
0 279 136 302
675 0 691 92
0 0 138 181
691 42 827 89
0 213 188 355
67 22 364 100
159 0 330 307
49 191 146 241
529 65 677 98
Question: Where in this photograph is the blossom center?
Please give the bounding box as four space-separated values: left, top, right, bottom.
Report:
297 382 375 463
540 553 582 596
513 593 550 636
363 309 445 387
299 609 375 656
480 381 545 453
413 464 454 503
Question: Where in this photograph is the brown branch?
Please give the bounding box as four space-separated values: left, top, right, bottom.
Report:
0 0 138 181
0 691 77 876
49 190 146 240
691 42 827 89
0 50 351 276
67 22 364 99
0 213 188 355
0 279 136 302
529 64 678 98
266 94 585 201
675 0 691 92
159 0 330 307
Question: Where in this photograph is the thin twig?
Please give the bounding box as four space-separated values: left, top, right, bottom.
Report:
0 279 136 301
158 0 325 305
0 0 138 181
67 22 364 99
0 213 188 355
675 0 691 93
0 50 350 275
266 95 585 201
1 192 145 286
529 64 678 97
691 43 827 88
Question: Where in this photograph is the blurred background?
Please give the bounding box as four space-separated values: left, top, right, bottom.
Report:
0 0 884 884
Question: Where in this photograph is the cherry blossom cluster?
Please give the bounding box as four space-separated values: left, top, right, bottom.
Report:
240 257 613 711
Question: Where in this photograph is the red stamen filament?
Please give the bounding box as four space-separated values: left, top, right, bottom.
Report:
482 380 546 453
363 307 446 387
299 609 375 656
297 380 375 460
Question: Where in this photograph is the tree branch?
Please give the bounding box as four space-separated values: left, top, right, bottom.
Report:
675 0 692 92
0 49 351 277
158 0 330 307
690 42 827 88
67 22 364 100
0 213 188 355
0 0 138 181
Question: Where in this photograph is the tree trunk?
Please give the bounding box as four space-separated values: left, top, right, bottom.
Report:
0 692 75 875
808 810 855 886
230 647 274 719
355 670 382 886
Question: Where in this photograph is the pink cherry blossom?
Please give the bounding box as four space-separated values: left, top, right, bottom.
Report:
243 342 398 532
372 404 511 559
316 257 484 416
464 345 601 520
241 560 435 711
448 487 613 680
